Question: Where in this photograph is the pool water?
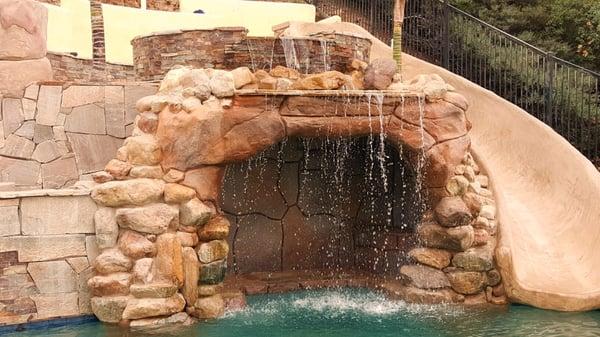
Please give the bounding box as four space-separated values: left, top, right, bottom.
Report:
8 289 600 337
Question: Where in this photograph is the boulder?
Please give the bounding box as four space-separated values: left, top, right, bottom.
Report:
164 183 197 204
122 293 186 320
196 240 229 264
182 247 199 306
94 207 119 249
116 203 178 235
178 69 211 101
382 282 464 304
125 135 162 166
104 159 132 180
88 272 132 296
129 165 163 179
399 264 450 289
446 270 487 295
129 312 196 330
179 198 213 227
198 284 223 297
199 259 226 285
153 233 184 287
417 222 474 251
473 228 490 246
130 282 178 298
434 197 472 227
176 231 198 247
446 175 469 196
118 230 156 259
91 296 129 323
290 71 348 90
192 294 224 319
487 269 502 287
230 67 255 89
408 248 452 269
0 0 48 60
93 248 132 275
132 258 154 284
364 58 397 90
197 216 230 241
91 179 165 207
480 204 496 220
209 70 235 98
452 243 494 272
270 66 300 80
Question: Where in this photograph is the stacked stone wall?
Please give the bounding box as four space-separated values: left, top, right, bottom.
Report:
0 82 157 189
48 52 136 83
0 189 98 326
146 0 179 11
131 28 372 81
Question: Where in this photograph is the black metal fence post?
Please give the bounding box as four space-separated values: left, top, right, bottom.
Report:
442 0 450 68
544 52 556 125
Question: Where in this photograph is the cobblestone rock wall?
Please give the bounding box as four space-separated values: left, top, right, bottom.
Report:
131 28 372 81
0 82 157 189
0 189 98 326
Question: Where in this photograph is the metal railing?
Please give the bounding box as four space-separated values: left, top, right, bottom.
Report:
314 0 600 163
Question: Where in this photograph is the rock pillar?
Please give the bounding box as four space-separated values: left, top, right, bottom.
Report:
0 0 53 97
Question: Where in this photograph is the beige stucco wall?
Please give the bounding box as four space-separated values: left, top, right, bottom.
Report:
42 0 316 65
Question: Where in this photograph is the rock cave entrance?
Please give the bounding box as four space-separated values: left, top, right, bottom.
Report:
221 136 425 278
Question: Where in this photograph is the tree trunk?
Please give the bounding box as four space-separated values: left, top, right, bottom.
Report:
393 0 407 75
90 0 106 82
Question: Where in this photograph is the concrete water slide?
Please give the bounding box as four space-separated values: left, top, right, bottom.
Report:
282 21 600 311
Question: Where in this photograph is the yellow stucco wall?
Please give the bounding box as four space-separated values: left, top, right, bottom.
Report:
42 0 315 65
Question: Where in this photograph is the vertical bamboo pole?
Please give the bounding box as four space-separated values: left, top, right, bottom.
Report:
393 0 407 74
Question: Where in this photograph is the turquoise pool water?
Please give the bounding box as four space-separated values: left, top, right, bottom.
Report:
7 289 600 337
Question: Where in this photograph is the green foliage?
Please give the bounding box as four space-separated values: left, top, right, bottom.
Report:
451 0 600 72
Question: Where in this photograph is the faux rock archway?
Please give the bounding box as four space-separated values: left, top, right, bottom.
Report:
88 68 504 326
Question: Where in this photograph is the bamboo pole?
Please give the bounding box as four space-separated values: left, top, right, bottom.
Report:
393 0 407 74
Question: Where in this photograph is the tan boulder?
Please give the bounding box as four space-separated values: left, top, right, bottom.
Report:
446 175 470 196
434 197 472 227
116 203 178 235
452 242 494 272
417 222 474 252
269 65 300 80
130 282 177 298
176 231 199 247
137 112 159 134
125 135 162 166
192 294 224 319
153 233 184 287
132 258 154 284
181 166 224 201
118 230 156 259
209 70 235 98
0 0 48 60
122 293 186 320
129 312 196 330
196 240 229 264
93 248 132 275
424 136 470 188
198 284 223 297
364 58 397 90
382 282 464 304
91 296 129 323
182 247 199 306
164 183 197 204
399 265 450 289
104 159 132 180
473 228 490 246
408 248 452 269
230 67 255 89
129 165 163 179
180 198 213 227
197 216 230 241
447 270 487 295
88 272 132 296
258 75 277 90
91 179 165 207
290 71 348 90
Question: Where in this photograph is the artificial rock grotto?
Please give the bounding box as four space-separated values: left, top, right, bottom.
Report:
86 64 505 326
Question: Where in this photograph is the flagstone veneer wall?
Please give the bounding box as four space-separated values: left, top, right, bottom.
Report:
0 82 157 189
